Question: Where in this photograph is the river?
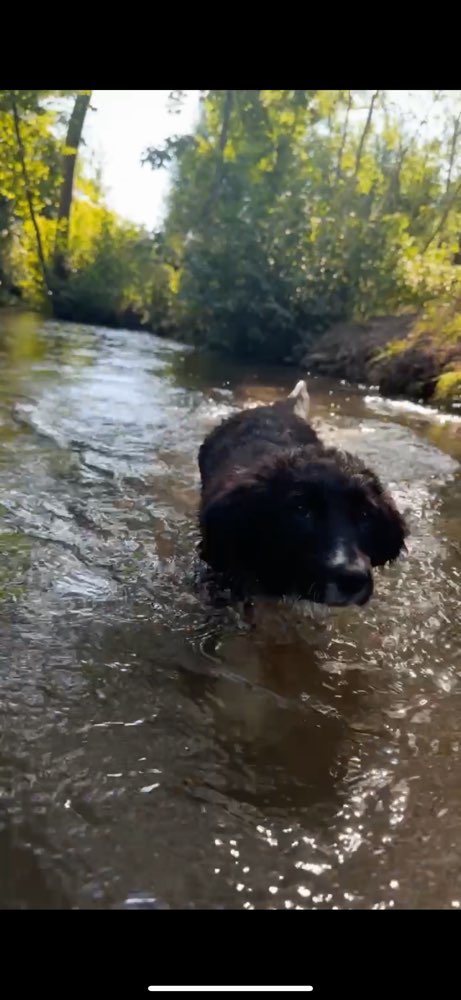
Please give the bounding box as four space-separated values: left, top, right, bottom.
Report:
0 311 460 909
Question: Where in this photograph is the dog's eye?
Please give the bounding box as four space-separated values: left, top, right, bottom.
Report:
360 507 369 521
295 503 310 517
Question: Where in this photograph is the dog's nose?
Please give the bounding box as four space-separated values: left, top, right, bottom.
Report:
332 566 373 605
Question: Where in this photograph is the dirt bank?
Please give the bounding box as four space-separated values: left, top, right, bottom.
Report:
302 313 461 409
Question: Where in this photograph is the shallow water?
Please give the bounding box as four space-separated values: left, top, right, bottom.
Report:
0 312 460 909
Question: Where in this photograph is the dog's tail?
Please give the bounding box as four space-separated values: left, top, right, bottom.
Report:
288 379 310 421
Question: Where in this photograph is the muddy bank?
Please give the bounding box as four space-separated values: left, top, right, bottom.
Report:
302 313 461 409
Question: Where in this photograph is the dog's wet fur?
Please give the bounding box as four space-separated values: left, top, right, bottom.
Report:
198 380 408 608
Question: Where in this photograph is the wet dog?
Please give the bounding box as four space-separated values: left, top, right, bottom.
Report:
198 380 408 607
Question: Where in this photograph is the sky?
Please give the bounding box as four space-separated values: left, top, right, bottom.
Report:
81 91 453 231
82 90 200 230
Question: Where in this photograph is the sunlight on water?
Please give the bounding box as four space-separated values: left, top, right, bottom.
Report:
364 392 461 424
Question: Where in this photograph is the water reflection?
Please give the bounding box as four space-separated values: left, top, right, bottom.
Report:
0 313 460 909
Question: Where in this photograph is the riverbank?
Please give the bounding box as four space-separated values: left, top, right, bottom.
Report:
301 311 461 410
2 303 461 411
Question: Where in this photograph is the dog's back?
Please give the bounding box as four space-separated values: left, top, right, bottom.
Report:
199 382 317 495
197 378 408 605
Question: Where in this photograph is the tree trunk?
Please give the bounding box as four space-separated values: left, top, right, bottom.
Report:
422 111 461 253
378 139 409 217
335 90 352 182
422 176 461 254
354 90 379 178
10 93 50 294
54 91 92 278
210 90 234 207
202 91 234 225
444 111 461 196
218 90 234 155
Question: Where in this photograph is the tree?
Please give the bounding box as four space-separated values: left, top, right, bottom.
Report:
53 91 92 279
143 89 461 360
9 92 50 292
0 90 63 301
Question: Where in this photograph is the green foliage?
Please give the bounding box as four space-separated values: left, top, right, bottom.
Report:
146 89 461 362
3 88 461 373
434 370 461 402
414 293 461 342
0 90 62 301
12 195 174 331
0 90 172 329
52 207 174 331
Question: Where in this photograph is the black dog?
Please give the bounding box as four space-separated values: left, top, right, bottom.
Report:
198 381 408 607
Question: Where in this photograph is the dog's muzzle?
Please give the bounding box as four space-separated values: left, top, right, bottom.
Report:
324 544 373 607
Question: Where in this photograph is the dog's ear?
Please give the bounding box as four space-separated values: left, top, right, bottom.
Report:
360 473 409 566
288 380 310 422
374 492 408 565
199 479 266 574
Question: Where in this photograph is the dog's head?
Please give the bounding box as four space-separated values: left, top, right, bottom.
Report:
200 446 408 606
